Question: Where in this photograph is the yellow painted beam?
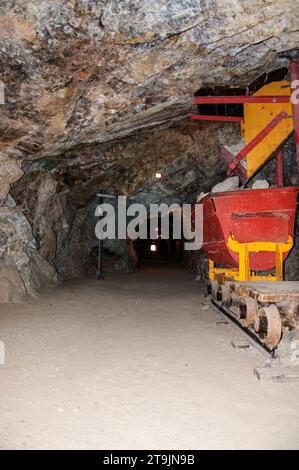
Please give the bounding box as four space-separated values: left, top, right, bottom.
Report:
243 81 293 179
227 235 293 254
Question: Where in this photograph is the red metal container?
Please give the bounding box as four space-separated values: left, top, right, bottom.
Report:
200 187 299 271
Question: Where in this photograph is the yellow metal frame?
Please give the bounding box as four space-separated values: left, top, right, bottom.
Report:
209 235 293 282
242 80 293 179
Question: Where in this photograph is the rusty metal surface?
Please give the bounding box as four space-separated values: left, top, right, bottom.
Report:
256 305 282 349
229 281 299 303
237 296 258 328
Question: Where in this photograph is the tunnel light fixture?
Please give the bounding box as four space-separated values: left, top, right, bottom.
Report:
155 171 162 180
150 242 157 252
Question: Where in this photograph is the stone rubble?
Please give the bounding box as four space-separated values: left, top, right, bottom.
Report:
211 176 240 193
251 179 270 189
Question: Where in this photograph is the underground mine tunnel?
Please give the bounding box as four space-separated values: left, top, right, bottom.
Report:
0 0 299 452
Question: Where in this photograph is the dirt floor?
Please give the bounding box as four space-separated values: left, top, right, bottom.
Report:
0 263 299 450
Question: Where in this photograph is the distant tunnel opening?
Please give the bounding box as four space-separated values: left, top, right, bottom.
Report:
135 214 184 265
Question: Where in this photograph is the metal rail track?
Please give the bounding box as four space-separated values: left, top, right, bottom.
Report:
211 299 276 359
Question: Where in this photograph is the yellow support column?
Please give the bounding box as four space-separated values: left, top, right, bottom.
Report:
209 259 215 281
275 244 284 281
238 244 250 281
227 235 293 282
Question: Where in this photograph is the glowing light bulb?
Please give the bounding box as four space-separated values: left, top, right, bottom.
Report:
155 171 162 180
150 243 157 252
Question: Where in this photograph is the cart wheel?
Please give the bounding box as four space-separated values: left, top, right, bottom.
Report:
254 305 282 349
220 285 232 307
237 297 258 327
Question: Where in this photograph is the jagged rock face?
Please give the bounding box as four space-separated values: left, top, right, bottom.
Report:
0 206 58 297
1 0 298 166
0 1 299 295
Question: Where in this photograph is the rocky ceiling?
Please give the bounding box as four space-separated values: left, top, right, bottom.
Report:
0 0 299 298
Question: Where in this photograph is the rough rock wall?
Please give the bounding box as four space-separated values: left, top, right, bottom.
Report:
1 0 298 167
0 202 58 300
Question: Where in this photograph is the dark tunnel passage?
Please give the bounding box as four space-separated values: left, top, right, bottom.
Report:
92 210 186 277
129 214 184 266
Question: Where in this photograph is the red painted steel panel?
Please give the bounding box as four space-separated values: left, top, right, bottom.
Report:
191 115 243 122
199 187 299 271
194 96 290 104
